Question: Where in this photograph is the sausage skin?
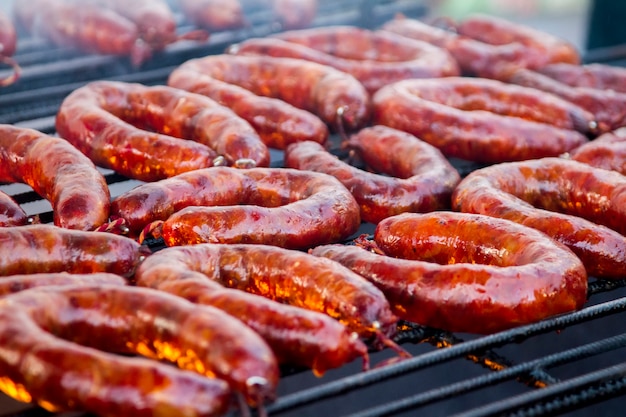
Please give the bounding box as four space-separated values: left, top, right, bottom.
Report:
570 127 626 174
0 272 127 296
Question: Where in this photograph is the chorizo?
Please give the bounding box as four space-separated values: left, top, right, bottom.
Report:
0 191 28 227
0 272 127 297
372 77 591 163
55 80 270 182
452 157 626 279
0 10 19 87
169 54 370 132
0 224 149 278
570 127 626 174
284 126 460 223
111 167 361 248
506 67 626 133
230 26 460 93
0 125 110 230
178 0 247 31
0 284 280 413
311 212 587 334
135 245 370 374
137 243 397 340
271 0 318 30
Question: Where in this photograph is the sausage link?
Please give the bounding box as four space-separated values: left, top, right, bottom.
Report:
452 157 626 279
111 167 361 247
0 125 110 230
284 126 460 223
137 243 397 339
372 77 591 163
0 284 281 413
178 0 247 31
103 0 178 48
311 212 587 334
537 63 626 93
135 245 370 374
0 224 149 278
56 80 270 181
570 127 626 174
0 10 16 57
271 0 317 30
0 191 28 227
169 54 370 132
230 26 459 93
0 272 127 297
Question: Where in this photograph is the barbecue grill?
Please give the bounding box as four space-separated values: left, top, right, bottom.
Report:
1 1 626 416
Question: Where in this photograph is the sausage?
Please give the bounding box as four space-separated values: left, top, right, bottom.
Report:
0 125 111 230
536 63 626 92
229 26 460 93
0 284 280 413
271 0 318 30
137 243 397 341
0 272 127 296
506 67 625 133
0 224 149 278
111 166 361 248
103 0 178 48
0 10 16 57
178 0 247 31
135 245 370 374
372 77 591 163
380 16 553 79
284 126 460 223
569 127 626 174
452 157 626 279
0 191 29 227
55 80 270 182
169 54 371 132
454 13 581 66
311 212 587 334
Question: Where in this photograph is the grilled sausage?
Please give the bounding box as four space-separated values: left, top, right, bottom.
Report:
452 157 626 279
0 284 280 414
55 80 270 181
284 126 460 223
0 10 19 86
230 26 460 93
0 191 28 227
311 212 587 334
0 272 127 296
111 167 361 248
103 0 178 47
0 224 149 278
137 243 397 341
372 77 591 163
0 125 110 230
272 0 318 29
135 245 370 374
570 127 626 174
178 0 247 31
169 54 370 132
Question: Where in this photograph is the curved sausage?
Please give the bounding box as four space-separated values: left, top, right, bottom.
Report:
230 26 460 93
103 0 178 48
137 243 397 340
0 125 110 230
0 10 16 57
169 54 370 132
0 224 149 278
284 126 460 223
372 77 591 163
0 191 29 227
570 127 626 174
178 0 247 31
111 167 361 248
0 284 280 413
135 245 370 374
0 272 127 296
55 80 270 182
311 212 587 334
537 62 626 92
452 157 626 279
272 0 318 30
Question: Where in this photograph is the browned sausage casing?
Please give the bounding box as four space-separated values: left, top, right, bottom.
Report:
284 126 460 223
0 125 110 230
135 245 370 374
55 80 270 181
178 0 246 31
111 167 361 248
570 127 626 174
0 10 16 57
0 272 127 297
0 224 149 278
452 157 626 279
0 191 28 227
312 212 587 334
372 77 591 163
230 26 460 93
0 284 281 414
169 54 370 131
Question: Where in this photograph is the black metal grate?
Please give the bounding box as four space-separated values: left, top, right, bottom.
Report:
1 2 626 417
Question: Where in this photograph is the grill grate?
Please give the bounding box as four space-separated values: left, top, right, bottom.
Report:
1 1 626 417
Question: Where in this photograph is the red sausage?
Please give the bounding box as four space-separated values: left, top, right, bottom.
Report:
284 126 460 223
0 272 127 296
0 224 149 278
0 125 110 230
0 191 28 227
178 0 247 31
537 63 626 92
271 0 318 30
0 10 16 57
169 54 371 131
372 77 591 163
55 80 270 181
570 127 626 174
135 245 370 374
312 212 587 334
230 26 460 93
111 167 361 248
452 157 626 279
